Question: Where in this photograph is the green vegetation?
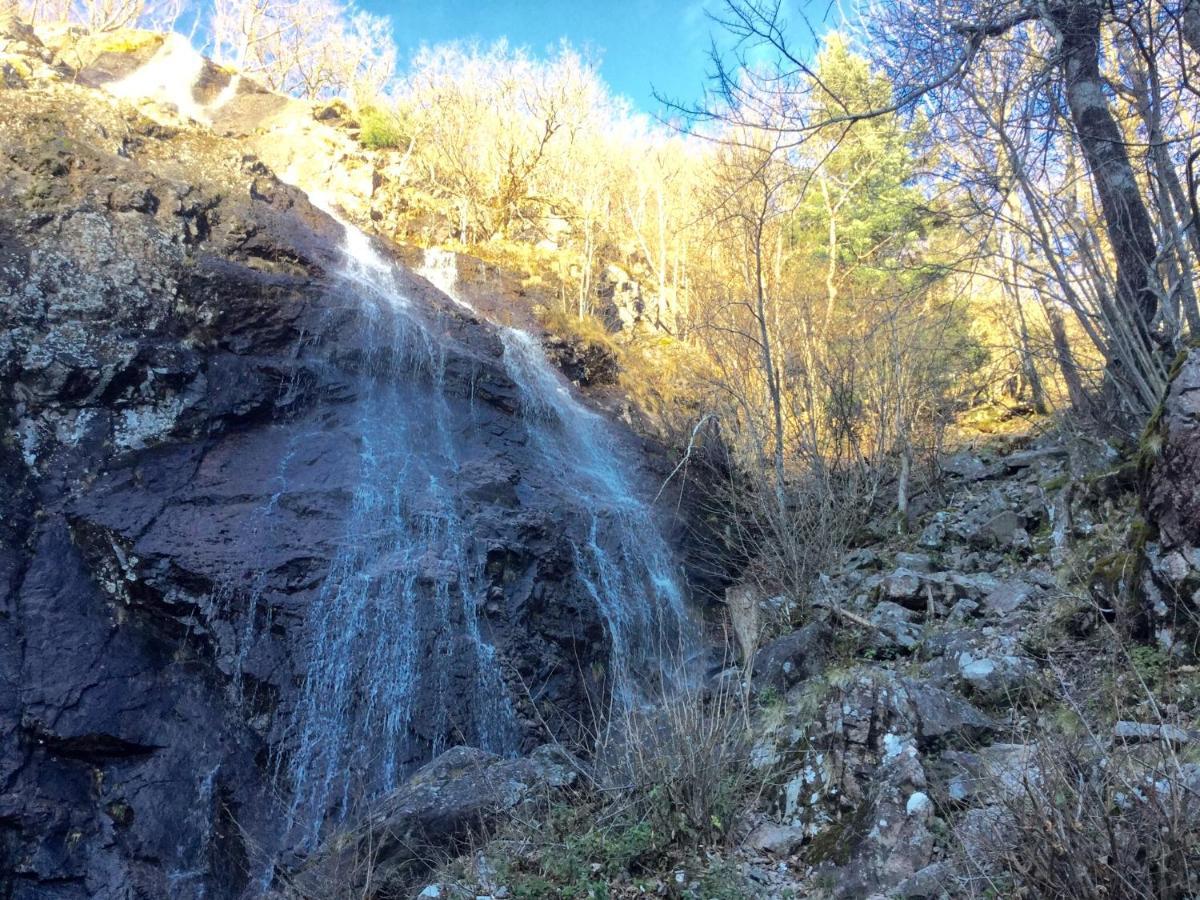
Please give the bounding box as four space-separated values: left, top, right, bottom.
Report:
357 106 406 150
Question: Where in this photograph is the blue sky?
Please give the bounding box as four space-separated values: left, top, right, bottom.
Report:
363 1 830 113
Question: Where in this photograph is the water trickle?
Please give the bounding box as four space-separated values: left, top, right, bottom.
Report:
107 33 209 122
415 246 471 310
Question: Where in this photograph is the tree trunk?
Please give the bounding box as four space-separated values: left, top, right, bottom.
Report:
896 439 911 534
1015 294 1050 414
1048 1 1163 398
819 171 839 337
752 214 787 509
1042 299 1090 412
1124 46 1200 332
1182 0 1200 58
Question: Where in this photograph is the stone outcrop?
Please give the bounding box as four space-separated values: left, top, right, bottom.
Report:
1146 350 1200 549
1143 348 1200 647
293 745 582 896
730 434 1075 898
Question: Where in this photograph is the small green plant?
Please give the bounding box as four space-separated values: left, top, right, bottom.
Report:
358 106 406 150
689 860 749 899
1129 643 1167 688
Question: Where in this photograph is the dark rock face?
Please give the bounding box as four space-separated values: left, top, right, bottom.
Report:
541 332 619 387
0 69 669 898
1142 349 1200 646
1146 350 1200 548
752 622 830 693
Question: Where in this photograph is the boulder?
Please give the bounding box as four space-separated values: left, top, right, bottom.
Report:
881 567 925 605
746 822 808 856
869 601 923 652
972 510 1022 547
833 736 935 897
941 452 991 481
900 678 993 746
753 621 831 692
895 552 934 573
939 743 1039 805
1145 348 1200 639
542 331 619 386
982 579 1037 616
1113 721 1194 745
367 746 581 876
918 516 946 549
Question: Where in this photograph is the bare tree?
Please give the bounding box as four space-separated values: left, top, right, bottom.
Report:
209 0 394 100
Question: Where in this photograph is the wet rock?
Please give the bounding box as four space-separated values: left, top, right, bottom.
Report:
542 331 619 386
0 62 675 898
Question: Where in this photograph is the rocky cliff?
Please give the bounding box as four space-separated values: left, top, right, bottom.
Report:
0 21 693 899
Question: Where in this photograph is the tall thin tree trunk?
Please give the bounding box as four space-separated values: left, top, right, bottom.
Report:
1124 47 1200 332
752 212 786 509
819 171 839 338
1042 299 1090 411
1049 0 1163 405
1014 287 1049 414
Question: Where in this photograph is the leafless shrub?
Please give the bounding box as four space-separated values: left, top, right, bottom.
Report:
954 639 1200 900
590 672 766 846
959 733 1199 899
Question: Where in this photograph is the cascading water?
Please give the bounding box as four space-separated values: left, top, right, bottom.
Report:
250 229 692 851
271 228 518 847
415 246 470 310
498 329 694 699
416 245 694 695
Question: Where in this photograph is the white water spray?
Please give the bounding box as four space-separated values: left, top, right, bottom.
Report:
107 33 209 122
415 247 473 310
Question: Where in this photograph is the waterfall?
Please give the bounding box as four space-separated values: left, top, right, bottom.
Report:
260 231 692 849
415 246 470 309
107 33 209 122
274 228 518 847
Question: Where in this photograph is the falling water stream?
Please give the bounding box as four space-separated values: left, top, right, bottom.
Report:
412 244 692 691
273 229 520 848
267 234 694 849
